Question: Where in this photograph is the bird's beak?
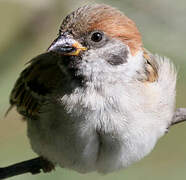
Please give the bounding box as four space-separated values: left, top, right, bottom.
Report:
47 34 87 56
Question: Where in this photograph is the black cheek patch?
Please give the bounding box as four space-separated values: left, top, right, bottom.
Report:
106 49 128 65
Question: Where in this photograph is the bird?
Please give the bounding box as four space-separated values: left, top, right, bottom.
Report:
8 4 177 174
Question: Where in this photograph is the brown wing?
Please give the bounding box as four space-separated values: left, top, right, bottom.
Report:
9 52 63 119
143 48 158 82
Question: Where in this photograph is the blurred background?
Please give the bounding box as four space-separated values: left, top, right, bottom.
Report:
0 0 186 179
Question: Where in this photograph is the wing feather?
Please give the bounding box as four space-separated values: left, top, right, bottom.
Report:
143 48 158 82
9 52 63 119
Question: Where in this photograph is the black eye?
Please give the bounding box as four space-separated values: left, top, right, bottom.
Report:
91 32 103 42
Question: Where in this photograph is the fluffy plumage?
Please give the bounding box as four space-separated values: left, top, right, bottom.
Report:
9 4 176 174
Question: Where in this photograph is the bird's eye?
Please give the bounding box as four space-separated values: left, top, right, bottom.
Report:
91 32 103 42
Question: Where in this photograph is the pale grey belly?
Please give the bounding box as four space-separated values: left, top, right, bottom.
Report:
27 105 100 172
27 104 127 173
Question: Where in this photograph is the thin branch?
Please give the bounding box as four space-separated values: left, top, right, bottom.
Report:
170 108 186 126
0 108 186 179
0 157 54 180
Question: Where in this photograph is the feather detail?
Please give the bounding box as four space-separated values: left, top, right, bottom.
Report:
8 52 63 119
143 48 158 82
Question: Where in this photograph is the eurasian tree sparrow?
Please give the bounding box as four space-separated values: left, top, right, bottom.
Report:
9 4 176 173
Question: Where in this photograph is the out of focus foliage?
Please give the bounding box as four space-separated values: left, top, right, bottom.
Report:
0 0 186 180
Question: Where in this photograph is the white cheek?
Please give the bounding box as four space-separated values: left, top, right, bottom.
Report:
80 43 144 84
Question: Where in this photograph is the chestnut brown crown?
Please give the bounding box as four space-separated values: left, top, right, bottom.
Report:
60 4 142 55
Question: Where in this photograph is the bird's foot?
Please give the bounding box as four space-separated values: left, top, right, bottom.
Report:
40 157 55 173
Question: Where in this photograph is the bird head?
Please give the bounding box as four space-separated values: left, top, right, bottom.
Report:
47 4 145 85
